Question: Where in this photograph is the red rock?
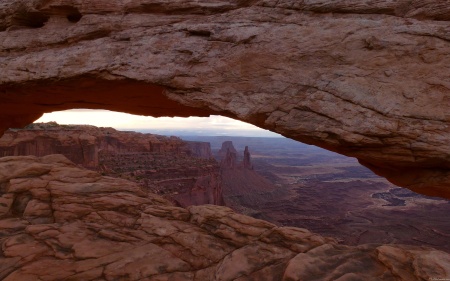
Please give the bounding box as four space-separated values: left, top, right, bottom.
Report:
217 141 280 215
0 122 207 167
243 146 253 170
218 141 238 159
0 155 448 280
185 141 214 159
221 147 238 169
219 141 254 170
0 123 224 207
1 0 450 198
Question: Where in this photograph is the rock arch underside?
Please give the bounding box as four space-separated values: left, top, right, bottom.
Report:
1 0 450 199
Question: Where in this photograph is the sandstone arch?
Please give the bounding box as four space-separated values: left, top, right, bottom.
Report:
1 0 450 198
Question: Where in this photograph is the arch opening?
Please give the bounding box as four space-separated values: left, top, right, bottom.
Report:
1 78 450 200
1 109 448 252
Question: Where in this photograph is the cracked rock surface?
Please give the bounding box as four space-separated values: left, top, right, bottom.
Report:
1 0 450 198
0 155 449 280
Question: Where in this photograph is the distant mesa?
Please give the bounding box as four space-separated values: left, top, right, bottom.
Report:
185 141 214 159
0 122 223 207
3 122 213 163
218 141 253 170
218 140 237 158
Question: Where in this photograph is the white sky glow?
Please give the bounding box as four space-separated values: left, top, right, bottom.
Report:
35 109 282 137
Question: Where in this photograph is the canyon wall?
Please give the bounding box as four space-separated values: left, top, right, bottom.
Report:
1 0 450 198
0 155 448 280
0 123 198 166
185 141 214 159
0 122 223 206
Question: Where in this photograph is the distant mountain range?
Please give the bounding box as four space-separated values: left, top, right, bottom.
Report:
132 128 283 138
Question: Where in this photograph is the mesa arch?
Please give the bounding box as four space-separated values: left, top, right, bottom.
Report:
1 0 450 199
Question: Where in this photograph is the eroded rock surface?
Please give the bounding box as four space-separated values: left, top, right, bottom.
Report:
1 1 450 198
0 155 449 280
0 122 223 206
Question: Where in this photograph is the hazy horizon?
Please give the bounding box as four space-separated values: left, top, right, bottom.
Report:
36 109 283 138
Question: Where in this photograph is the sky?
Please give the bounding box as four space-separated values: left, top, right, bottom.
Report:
35 109 283 138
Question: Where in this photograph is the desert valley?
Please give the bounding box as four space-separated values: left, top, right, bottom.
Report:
185 135 450 252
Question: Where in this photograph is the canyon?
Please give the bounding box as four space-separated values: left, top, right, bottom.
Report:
2 123 450 252
0 154 449 280
0 124 449 278
0 122 223 207
1 0 450 198
1 0 450 279
4 122 449 248
0 123 278 212
187 136 450 253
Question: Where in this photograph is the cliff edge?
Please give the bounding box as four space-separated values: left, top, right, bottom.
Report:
0 123 223 207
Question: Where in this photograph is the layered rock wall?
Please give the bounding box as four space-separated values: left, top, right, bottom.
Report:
0 123 224 206
0 123 197 167
1 0 450 198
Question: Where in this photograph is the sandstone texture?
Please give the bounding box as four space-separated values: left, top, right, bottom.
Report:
0 155 449 280
1 1 450 198
0 122 223 206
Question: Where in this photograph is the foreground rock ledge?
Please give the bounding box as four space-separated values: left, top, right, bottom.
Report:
1 0 450 198
0 155 449 280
